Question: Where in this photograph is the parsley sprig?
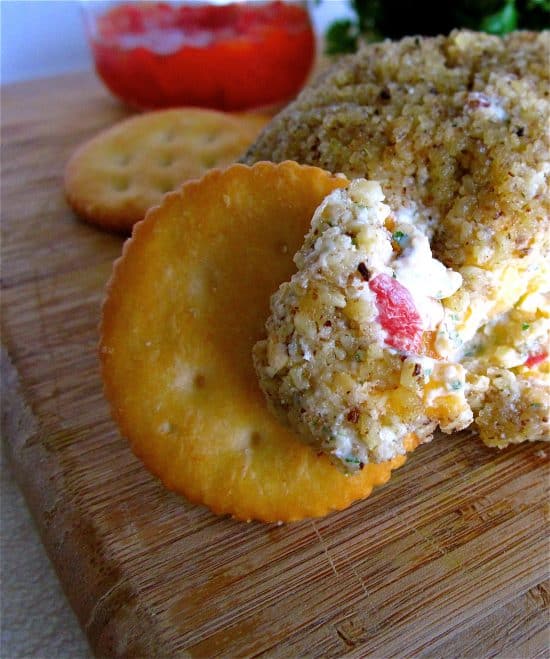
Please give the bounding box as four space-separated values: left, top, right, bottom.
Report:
323 0 550 55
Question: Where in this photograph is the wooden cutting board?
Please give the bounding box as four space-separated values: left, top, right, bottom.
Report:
2 71 549 658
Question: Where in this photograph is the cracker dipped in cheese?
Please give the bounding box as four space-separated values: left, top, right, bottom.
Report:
100 162 419 522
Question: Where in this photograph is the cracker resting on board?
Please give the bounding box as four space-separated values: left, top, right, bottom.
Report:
100 162 416 522
65 108 268 232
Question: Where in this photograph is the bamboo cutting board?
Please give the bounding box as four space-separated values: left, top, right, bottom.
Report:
1 72 549 658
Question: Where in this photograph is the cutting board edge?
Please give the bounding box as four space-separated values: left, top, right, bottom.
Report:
1 344 170 657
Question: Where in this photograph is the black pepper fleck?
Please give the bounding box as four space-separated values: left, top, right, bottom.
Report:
357 262 370 281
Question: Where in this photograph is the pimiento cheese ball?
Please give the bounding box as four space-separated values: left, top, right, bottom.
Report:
248 30 549 460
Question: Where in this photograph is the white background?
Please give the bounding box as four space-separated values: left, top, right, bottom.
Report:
1 0 352 84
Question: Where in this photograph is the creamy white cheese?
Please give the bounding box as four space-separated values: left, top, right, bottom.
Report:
392 227 462 330
466 92 508 121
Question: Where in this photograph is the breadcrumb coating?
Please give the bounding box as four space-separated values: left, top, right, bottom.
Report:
245 30 549 271
248 31 549 454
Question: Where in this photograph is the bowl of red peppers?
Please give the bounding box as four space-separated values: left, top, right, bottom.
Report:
83 0 316 111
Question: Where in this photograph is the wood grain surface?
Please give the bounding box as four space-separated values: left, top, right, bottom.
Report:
1 71 549 658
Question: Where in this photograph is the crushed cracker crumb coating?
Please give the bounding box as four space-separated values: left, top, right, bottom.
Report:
245 30 549 269
247 30 550 452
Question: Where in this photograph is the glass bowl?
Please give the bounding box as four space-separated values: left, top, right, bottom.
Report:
82 0 316 111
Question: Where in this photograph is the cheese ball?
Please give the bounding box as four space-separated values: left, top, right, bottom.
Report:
247 30 550 451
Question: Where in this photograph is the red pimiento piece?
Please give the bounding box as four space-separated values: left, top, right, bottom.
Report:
88 1 315 111
524 350 547 368
369 273 423 353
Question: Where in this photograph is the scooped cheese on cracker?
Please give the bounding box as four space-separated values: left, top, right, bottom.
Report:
253 180 475 472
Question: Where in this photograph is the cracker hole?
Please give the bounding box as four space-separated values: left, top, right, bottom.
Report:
114 153 132 166
112 177 130 192
158 154 174 167
250 431 262 447
276 242 289 255
156 180 174 194
202 155 218 169
161 129 177 143
194 374 206 389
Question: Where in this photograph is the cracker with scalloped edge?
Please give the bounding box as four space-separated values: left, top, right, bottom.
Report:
100 161 416 522
65 108 269 232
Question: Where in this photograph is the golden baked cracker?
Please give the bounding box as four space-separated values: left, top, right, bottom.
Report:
65 108 269 232
100 161 415 522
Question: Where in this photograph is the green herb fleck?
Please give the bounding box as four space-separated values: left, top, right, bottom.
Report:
345 456 361 464
392 230 407 244
353 351 364 362
522 322 530 330
530 402 542 408
451 381 463 390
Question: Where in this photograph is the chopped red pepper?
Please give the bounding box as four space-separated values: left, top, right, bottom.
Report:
368 273 423 353
524 350 547 368
88 1 315 111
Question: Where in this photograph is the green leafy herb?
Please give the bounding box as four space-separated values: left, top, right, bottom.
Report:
451 380 463 390
480 0 518 33
322 0 550 55
522 322 531 330
325 19 360 55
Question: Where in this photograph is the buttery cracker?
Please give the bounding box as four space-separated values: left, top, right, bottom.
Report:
100 162 414 522
65 108 268 232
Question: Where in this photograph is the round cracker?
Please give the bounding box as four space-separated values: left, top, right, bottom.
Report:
65 108 269 232
100 161 413 522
